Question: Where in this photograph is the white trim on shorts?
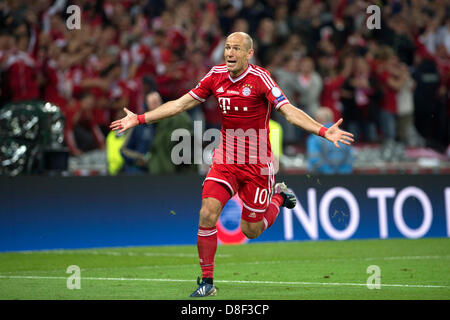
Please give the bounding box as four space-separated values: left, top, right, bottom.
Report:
204 177 235 196
242 202 267 213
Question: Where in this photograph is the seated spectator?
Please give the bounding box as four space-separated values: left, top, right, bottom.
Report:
269 118 283 174
272 55 303 148
105 113 128 176
120 110 154 175
1 0 449 163
297 56 323 118
4 35 40 102
318 51 353 123
146 95 195 175
340 56 381 143
412 51 443 150
396 62 418 145
373 46 404 143
120 80 159 174
307 107 353 174
62 92 105 156
120 78 195 174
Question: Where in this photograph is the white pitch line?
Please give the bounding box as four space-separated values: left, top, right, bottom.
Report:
9 249 449 262
0 275 448 289
0 255 448 275
11 249 449 261
15 250 232 258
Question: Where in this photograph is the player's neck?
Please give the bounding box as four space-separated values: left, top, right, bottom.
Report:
229 63 250 79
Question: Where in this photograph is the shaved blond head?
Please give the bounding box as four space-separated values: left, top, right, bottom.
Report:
224 32 254 77
227 32 253 51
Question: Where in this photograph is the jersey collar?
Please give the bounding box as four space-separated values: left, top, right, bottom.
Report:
228 64 253 83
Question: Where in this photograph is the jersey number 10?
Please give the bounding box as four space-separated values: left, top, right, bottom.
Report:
254 187 269 205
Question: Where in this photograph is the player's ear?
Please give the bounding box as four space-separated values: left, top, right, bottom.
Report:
247 48 254 60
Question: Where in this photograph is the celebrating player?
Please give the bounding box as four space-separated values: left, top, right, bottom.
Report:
110 32 354 297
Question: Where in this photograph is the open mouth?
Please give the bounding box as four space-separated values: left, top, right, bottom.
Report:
226 60 237 67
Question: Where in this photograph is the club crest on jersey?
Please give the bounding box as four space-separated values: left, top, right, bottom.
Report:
242 84 252 96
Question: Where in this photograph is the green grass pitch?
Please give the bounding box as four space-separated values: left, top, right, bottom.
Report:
0 238 449 300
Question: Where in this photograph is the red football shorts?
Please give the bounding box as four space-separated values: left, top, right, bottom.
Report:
202 162 275 223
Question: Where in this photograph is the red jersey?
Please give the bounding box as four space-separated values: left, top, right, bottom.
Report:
5 51 40 101
377 70 398 114
188 64 290 165
321 74 346 122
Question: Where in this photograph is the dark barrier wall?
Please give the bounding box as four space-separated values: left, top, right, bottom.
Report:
1 175 449 251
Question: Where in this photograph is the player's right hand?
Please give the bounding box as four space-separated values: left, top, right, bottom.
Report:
109 107 139 134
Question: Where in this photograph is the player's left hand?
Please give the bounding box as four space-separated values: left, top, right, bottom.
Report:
324 118 355 148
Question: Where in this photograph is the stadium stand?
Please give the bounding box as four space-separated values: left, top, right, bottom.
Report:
0 0 449 175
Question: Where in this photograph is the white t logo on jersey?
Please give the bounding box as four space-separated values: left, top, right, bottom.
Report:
218 97 231 114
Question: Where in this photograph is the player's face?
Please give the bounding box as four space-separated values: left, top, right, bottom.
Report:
224 35 253 77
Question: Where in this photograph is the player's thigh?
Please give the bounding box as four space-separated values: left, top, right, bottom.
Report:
238 182 268 239
200 180 233 227
203 163 239 197
238 176 272 220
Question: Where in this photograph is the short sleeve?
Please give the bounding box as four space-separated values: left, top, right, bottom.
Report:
188 68 215 102
258 70 290 110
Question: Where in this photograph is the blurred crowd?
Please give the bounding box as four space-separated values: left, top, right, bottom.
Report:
0 0 449 160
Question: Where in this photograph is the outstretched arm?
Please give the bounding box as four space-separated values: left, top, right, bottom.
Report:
110 93 200 134
278 103 354 148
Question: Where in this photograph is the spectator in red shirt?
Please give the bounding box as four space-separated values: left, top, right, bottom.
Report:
318 52 353 122
62 92 105 156
4 35 40 101
0 31 15 104
374 46 405 142
1 0 449 159
340 56 381 143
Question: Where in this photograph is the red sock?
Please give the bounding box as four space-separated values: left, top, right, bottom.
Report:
197 226 217 279
263 194 284 231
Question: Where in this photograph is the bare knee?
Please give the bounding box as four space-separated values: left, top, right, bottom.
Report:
240 220 263 239
199 198 222 227
241 228 259 239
